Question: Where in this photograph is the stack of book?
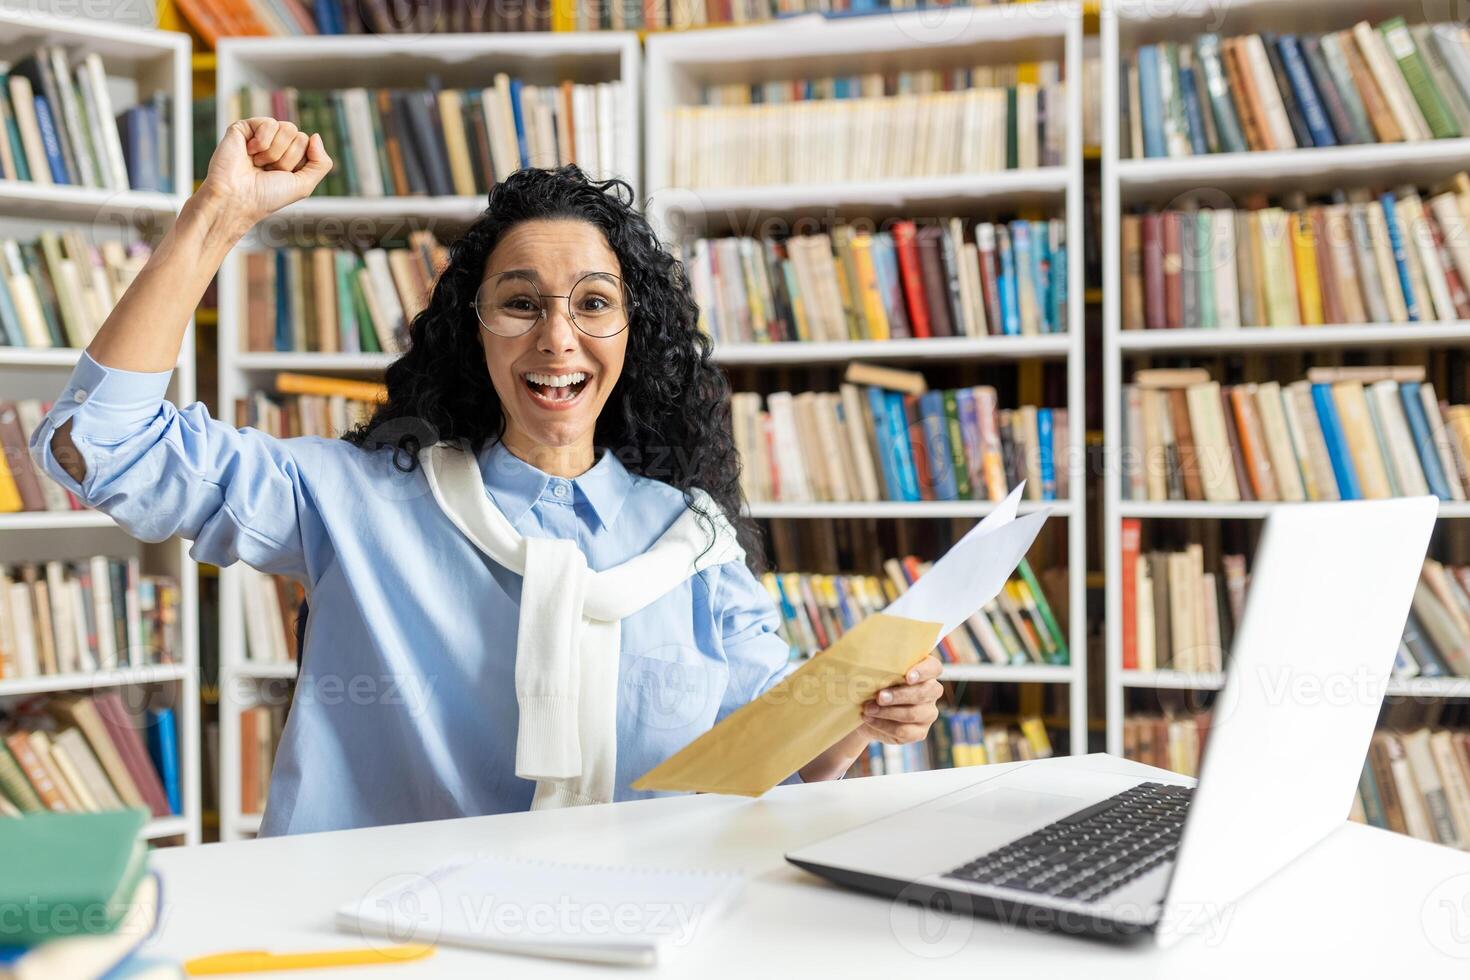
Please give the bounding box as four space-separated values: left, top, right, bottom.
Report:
1120 173 1470 330
685 217 1067 345
240 233 446 354
239 701 286 816
854 709 1054 777
1117 525 1240 674
1121 366 1470 503
1 557 180 677
734 366 1069 505
767 557 1067 667
0 45 172 191
241 567 304 666
0 694 179 819
1 400 83 512
0 233 152 349
1356 727 1470 848
0 809 172 977
230 75 629 196
173 0 1027 40
1120 20 1470 158
669 62 1066 187
1121 712 1209 777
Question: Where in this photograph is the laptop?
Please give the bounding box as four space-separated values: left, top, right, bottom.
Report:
786 496 1438 946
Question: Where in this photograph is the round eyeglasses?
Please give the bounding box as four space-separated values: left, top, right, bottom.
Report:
472 271 636 339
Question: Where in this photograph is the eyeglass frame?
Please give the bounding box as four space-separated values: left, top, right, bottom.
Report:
470 270 638 339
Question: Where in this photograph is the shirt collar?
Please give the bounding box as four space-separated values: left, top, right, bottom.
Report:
476 440 634 530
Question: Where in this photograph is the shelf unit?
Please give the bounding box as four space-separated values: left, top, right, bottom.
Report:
0 11 199 845
1101 0 1470 755
212 33 642 841
646 4 1089 756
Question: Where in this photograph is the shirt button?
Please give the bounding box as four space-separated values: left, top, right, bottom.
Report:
553 482 569 498
73 388 88 403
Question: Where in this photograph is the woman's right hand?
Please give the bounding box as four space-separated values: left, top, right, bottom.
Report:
197 117 333 229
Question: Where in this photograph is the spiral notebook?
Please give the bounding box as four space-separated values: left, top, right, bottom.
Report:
336 855 745 967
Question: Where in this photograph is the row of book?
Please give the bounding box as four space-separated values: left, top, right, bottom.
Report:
1116 531 1240 675
732 368 1070 505
1120 528 1470 681
1121 366 1470 503
229 77 628 199
1120 20 1470 159
1358 728 1470 850
0 46 174 192
1 558 181 679
240 232 446 354
234 386 382 441
239 702 286 816
1119 175 1470 330
1126 713 1470 851
0 695 180 819
684 218 1067 346
1120 712 1208 778
1402 562 1470 680
766 557 1067 667
671 63 1065 187
1 400 83 513
242 567 305 665
174 0 1023 41
851 709 1054 777
0 234 151 349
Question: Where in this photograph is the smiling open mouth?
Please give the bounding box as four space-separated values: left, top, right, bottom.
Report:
522 371 591 405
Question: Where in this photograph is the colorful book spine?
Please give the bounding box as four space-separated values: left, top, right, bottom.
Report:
1312 382 1361 500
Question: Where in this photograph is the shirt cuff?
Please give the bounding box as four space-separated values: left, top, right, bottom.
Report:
27 350 174 496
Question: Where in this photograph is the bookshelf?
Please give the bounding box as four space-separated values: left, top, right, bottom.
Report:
1101 0 1470 757
212 32 642 841
645 4 1090 757
0 10 199 845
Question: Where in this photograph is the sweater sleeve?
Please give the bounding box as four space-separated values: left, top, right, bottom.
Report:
27 351 330 582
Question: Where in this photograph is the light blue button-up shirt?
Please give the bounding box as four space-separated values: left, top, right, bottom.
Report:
30 351 802 835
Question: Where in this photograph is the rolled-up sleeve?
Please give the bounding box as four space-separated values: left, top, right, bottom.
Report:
28 351 321 581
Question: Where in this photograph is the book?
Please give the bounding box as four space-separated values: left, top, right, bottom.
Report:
0 809 151 947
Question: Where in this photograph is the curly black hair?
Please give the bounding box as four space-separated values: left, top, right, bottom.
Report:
343 165 766 572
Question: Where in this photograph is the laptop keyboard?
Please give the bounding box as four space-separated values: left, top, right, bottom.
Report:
945 781 1192 904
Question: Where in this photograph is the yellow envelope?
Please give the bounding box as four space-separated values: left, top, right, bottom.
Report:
632 612 942 797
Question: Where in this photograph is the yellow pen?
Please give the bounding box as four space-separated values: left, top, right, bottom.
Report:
184 944 435 975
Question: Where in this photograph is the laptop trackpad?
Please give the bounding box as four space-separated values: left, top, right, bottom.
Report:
939 787 1090 825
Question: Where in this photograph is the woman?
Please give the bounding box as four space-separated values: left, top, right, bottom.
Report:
31 118 943 834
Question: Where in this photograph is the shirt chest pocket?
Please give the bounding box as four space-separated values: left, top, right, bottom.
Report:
617 641 730 750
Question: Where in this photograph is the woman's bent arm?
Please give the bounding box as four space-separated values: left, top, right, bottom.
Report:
50 118 330 483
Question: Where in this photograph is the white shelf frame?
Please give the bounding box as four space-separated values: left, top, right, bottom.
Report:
647 5 1090 757
0 11 199 846
1101 0 1470 757
213 33 643 842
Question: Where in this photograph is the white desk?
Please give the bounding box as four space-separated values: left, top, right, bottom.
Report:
148 754 1470 976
